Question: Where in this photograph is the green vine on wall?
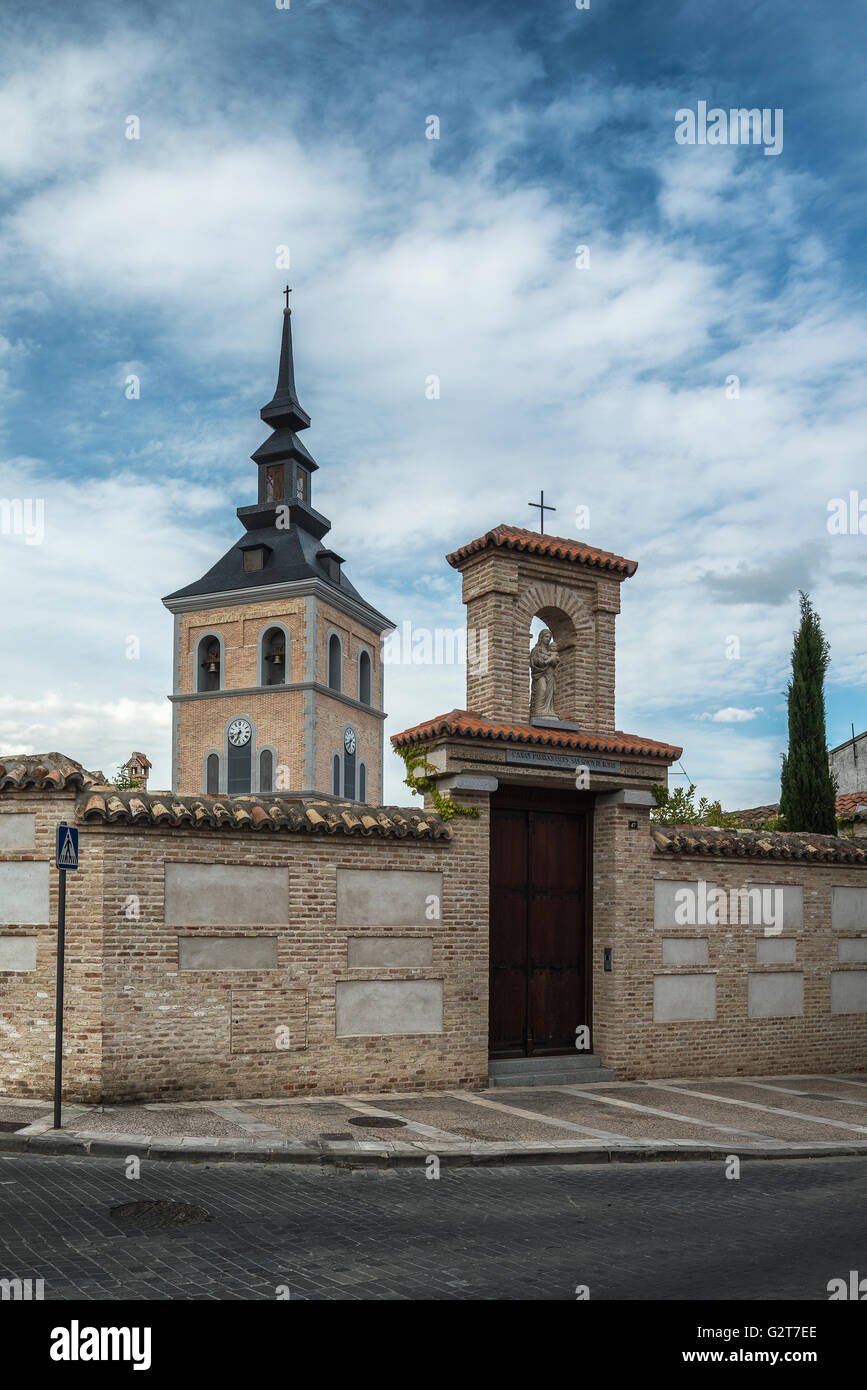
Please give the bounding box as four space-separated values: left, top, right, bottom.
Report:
394 745 481 822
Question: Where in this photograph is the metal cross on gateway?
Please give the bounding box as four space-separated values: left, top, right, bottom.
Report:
528 490 556 535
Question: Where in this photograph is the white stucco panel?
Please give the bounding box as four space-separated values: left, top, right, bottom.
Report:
164 864 289 926
335 979 443 1035
0 863 50 925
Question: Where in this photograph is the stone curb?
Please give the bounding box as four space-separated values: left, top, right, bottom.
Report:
1 1129 866 1168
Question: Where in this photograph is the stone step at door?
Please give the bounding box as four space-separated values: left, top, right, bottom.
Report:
487 1054 615 1087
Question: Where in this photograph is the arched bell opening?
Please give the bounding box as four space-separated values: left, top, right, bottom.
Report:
260 625 290 686
196 633 224 693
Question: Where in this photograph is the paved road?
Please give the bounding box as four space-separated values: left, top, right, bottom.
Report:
0 1154 863 1300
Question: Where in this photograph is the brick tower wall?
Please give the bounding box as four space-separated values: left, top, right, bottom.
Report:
174 593 385 799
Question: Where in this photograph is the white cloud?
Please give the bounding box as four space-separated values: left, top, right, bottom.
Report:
661 723 784 812
0 456 221 789
0 37 158 179
0 694 169 785
699 707 765 723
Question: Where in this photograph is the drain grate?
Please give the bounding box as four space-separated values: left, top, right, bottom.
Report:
0 1120 26 1132
348 1115 407 1129
110 1200 212 1229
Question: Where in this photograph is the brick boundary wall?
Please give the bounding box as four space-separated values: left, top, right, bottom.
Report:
592 803 867 1080
0 788 488 1104
3 781 864 1101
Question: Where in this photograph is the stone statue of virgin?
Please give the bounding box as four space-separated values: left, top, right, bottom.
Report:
529 629 559 719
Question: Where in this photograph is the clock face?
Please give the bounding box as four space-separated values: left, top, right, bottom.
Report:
228 718 252 747
343 727 357 755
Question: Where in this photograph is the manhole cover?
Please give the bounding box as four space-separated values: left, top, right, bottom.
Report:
110 1200 212 1228
348 1115 407 1129
0 1120 25 1132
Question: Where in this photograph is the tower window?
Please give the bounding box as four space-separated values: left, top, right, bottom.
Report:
318 550 342 584
359 649 372 705
242 546 266 573
261 626 289 685
359 762 367 803
206 753 220 795
327 633 342 691
266 465 284 502
259 748 274 793
332 753 341 797
196 633 222 693
295 468 308 502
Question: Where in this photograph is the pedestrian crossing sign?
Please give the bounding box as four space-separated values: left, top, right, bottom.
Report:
56 825 79 870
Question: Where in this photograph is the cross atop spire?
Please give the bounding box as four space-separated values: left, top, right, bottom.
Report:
283 284 291 309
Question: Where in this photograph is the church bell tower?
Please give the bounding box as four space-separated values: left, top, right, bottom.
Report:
163 301 392 800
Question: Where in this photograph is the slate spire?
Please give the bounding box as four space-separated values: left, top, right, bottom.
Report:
259 305 311 433
243 298 326 540
164 296 394 636
251 301 319 477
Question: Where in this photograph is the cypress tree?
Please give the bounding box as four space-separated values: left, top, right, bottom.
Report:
779 592 837 834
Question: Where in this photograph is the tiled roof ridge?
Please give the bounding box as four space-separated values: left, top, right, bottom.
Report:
76 789 451 840
0 753 106 792
652 822 867 864
391 709 681 760
446 524 638 576
732 791 867 824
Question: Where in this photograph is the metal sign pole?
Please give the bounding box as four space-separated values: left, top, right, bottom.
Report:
53 863 67 1130
52 819 78 1130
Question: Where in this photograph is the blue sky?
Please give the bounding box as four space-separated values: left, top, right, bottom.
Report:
0 0 865 803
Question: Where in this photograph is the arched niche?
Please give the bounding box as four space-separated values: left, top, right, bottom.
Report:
515 582 595 726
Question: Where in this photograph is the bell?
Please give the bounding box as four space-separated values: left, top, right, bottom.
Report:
203 652 220 674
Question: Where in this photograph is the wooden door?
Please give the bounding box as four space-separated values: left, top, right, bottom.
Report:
489 791 591 1058
489 808 529 1057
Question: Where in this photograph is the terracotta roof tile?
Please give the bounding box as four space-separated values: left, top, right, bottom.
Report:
652 823 867 864
75 790 450 840
733 791 867 825
0 753 105 792
729 803 781 827
0 751 449 840
391 709 680 761
446 524 637 576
